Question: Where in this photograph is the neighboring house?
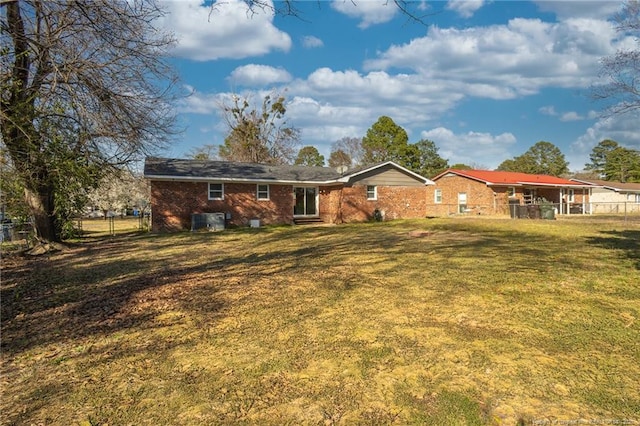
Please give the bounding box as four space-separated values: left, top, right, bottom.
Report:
144 157 434 232
570 179 640 214
428 169 594 216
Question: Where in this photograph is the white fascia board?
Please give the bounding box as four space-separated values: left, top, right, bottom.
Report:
516 181 594 188
486 182 523 187
570 179 603 187
144 175 342 185
598 185 640 193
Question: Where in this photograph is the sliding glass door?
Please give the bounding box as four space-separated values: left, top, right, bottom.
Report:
294 187 318 216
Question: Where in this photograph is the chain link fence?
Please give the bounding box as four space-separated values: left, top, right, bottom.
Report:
1 221 36 247
427 202 640 223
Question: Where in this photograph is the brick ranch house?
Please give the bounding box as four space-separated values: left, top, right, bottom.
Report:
427 169 594 216
570 178 640 214
144 157 434 232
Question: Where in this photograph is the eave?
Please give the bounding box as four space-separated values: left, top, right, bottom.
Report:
144 174 344 186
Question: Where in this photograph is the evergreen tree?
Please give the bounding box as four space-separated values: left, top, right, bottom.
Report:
294 146 325 167
585 139 620 175
361 116 410 165
603 147 640 182
497 141 568 176
411 139 449 178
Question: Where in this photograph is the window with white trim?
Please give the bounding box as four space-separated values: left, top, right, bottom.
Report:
507 187 516 197
568 189 575 202
366 185 377 200
257 184 269 200
434 189 442 204
208 183 224 200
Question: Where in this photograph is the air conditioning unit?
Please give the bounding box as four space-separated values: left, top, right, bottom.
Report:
191 212 225 231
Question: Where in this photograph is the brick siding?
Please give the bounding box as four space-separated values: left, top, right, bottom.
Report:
150 181 293 231
426 174 590 217
426 175 501 216
151 180 430 231
336 184 428 222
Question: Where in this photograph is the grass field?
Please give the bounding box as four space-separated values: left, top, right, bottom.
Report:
1 217 639 425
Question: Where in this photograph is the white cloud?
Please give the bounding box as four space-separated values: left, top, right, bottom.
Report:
291 67 464 123
539 106 557 116
534 1 620 20
159 0 291 61
364 17 619 98
420 127 517 169
330 0 398 29
228 64 292 86
570 110 640 170
177 91 224 115
302 35 324 48
446 0 487 18
559 111 584 122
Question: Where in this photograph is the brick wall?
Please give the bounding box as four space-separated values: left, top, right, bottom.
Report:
150 181 293 231
426 174 591 217
318 186 343 223
426 175 500 216
151 180 430 231
337 184 428 222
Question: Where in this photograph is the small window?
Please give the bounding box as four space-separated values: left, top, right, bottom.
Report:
257 184 269 200
208 183 224 200
567 189 575 202
507 187 516 197
366 185 377 200
434 189 442 204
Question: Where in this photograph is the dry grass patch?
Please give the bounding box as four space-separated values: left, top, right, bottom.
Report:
2 218 639 425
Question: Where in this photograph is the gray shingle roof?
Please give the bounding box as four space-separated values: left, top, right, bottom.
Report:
571 178 640 192
144 157 343 183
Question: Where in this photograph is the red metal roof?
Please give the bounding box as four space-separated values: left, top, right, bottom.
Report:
434 169 593 187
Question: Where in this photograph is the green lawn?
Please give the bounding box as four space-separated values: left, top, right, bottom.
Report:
1 218 639 425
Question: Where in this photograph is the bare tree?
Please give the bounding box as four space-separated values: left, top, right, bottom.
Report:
1 0 179 243
592 0 640 116
218 92 300 165
187 144 219 160
331 137 364 167
229 0 433 26
328 149 351 170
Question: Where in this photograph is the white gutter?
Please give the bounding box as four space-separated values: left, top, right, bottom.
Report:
514 181 594 188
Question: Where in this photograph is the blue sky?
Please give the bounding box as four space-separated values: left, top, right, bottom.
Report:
156 0 639 172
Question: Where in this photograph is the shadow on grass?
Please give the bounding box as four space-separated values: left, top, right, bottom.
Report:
586 230 640 269
0 235 227 355
1 220 613 357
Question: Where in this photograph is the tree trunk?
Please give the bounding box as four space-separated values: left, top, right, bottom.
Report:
24 185 60 243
